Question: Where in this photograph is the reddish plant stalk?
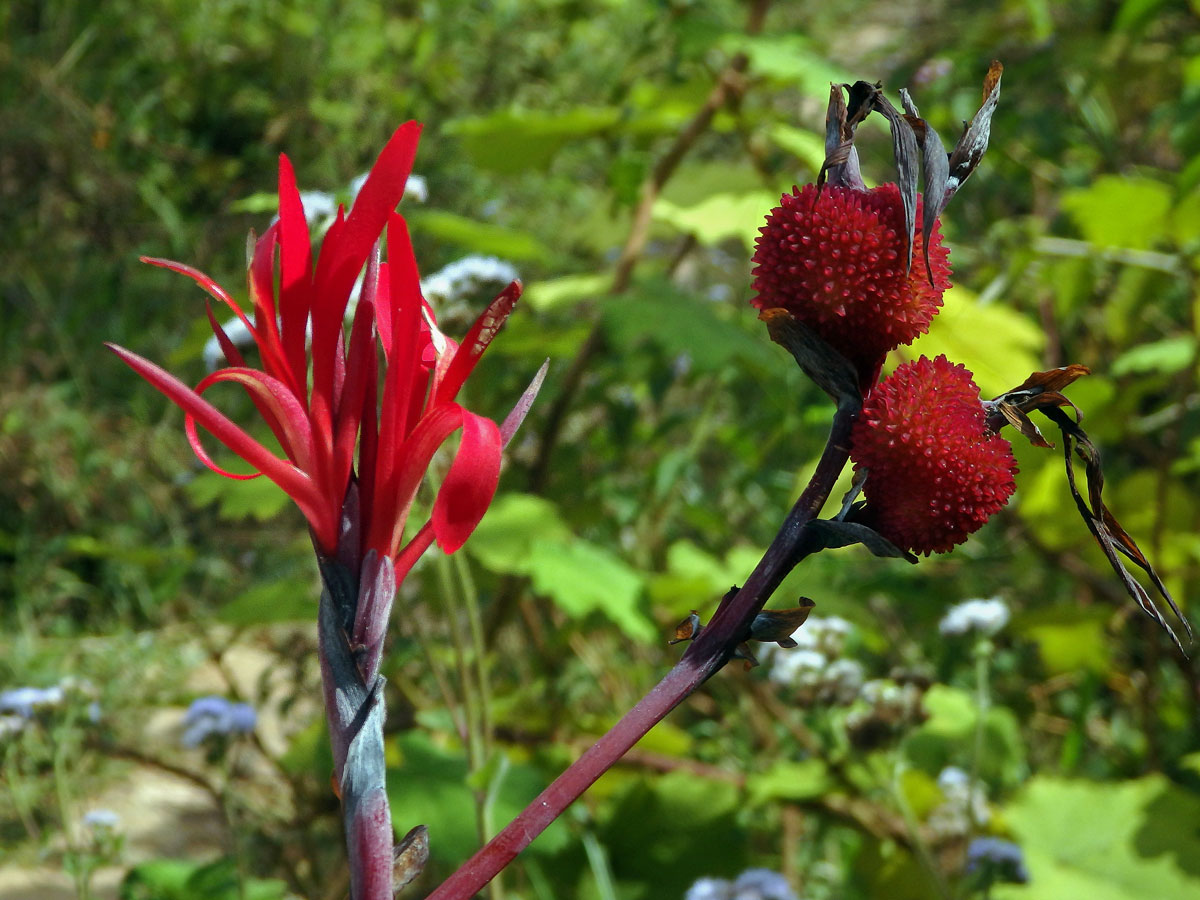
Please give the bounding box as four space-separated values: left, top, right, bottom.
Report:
426 398 858 900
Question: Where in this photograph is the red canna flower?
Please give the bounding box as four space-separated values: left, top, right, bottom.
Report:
108 122 531 579
850 354 1017 555
751 183 951 386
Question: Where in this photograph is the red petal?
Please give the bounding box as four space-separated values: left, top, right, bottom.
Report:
432 281 521 406
278 154 314 393
107 344 336 547
431 410 502 553
192 367 319 473
312 124 422 428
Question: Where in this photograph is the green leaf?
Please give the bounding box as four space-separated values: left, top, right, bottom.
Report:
747 759 832 805
1014 605 1113 674
719 34 854 94
766 124 827 176
120 857 289 900
652 191 778 249
467 493 652 640
1110 335 1197 376
185 470 291 522
903 685 1026 788
995 776 1200 900
218 579 316 624
466 493 573 574
901 286 1045 397
524 273 608 312
409 209 549 261
1061 175 1173 250
526 539 652 641
601 278 766 372
445 107 621 174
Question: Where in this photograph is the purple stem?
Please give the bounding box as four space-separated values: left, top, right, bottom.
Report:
425 399 858 900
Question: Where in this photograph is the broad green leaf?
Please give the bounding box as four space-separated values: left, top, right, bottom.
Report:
466 493 573 574
1061 175 1172 250
601 278 765 372
445 107 621 173
900 286 1044 396
526 539 652 641
995 776 1200 900
766 124 827 177
120 857 290 900
719 34 853 94
409 210 549 261
185 469 291 522
219 578 316 624
747 759 833 805
652 191 778 249
1020 615 1111 674
903 685 1026 788
524 273 608 312
1110 335 1197 376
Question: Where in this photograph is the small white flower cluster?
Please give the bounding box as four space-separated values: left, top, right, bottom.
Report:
843 676 927 746
927 766 991 841
766 617 864 705
203 251 519 370
938 597 1010 637
685 868 796 900
82 808 121 830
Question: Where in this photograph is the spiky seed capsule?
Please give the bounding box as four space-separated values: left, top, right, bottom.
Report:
850 354 1017 555
751 183 952 379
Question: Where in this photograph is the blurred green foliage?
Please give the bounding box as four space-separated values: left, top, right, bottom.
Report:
3 1 1200 899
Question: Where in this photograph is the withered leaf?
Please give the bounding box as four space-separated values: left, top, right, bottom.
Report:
805 518 918 563
669 610 703 645
1040 405 1192 653
943 60 1003 211
985 365 1091 435
900 88 951 288
819 83 865 191
393 824 430 894
992 400 1053 448
759 308 862 403
749 598 817 647
869 91 919 276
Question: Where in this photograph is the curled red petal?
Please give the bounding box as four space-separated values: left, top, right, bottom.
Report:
278 153 314 389
107 344 336 547
432 410 502 553
192 367 319 473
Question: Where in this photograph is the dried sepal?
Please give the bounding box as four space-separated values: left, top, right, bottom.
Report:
758 307 863 404
748 599 817 648
1041 405 1192 653
900 89 950 288
805 518 918 563
814 63 1002 286
392 824 429 894
984 364 1092 439
944 60 1004 210
669 610 703 645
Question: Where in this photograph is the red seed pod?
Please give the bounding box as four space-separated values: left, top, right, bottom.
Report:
751 183 951 382
850 355 1017 555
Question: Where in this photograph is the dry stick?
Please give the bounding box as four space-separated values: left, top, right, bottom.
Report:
526 7 765 495
426 399 857 900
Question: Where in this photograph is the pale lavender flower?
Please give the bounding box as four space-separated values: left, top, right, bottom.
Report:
0 685 65 718
181 696 256 747
684 868 796 900
966 837 1029 884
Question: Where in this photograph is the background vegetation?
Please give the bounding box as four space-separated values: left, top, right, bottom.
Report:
3 1 1200 898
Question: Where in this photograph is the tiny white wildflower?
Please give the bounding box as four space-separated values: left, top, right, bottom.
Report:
938 597 1010 636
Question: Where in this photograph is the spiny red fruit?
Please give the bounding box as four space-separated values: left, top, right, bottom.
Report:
751 183 951 379
850 354 1017 555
